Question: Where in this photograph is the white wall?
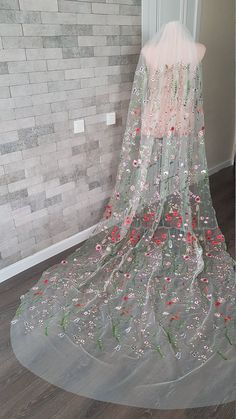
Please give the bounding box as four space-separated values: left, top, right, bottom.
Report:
199 0 235 171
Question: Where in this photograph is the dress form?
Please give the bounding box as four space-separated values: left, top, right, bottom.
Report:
141 39 206 138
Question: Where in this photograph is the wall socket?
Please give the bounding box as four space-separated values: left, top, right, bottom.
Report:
106 112 116 126
74 119 85 133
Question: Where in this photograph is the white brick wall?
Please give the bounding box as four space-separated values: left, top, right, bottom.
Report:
0 0 141 268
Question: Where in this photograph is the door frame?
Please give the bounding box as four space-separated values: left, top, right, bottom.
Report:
141 0 202 44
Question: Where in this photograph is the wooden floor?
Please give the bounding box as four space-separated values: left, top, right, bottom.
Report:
0 165 235 419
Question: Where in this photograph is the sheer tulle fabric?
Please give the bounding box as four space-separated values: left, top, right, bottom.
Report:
10 21 236 409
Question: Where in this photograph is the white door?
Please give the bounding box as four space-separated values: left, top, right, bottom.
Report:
142 0 202 44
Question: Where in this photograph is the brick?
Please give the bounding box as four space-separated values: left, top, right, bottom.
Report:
119 35 141 45
107 0 140 4
120 25 141 35
0 130 18 144
23 24 62 36
26 48 62 60
29 70 64 83
35 111 68 125
61 24 92 36
120 4 141 15
77 13 107 25
121 45 140 55
0 10 41 24
65 87 93 100
92 3 119 14
47 58 81 70
10 83 48 97
62 46 94 58
43 36 78 48
14 95 33 107
65 67 94 80
107 15 140 25
94 46 120 56
94 65 119 77
14 208 47 227
69 106 96 119
8 175 43 193
0 73 29 87
0 87 10 98
19 0 58 11
48 80 81 92
77 35 106 46
8 60 47 73
0 24 22 36
58 0 91 14
0 151 22 165
50 101 67 113
0 98 15 110
0 74 29 86
109 54 138 65
41 12 77 25
2 36 43 49
81 76 107 88
93 25 119 36
0 62 8 75
0 109 14 121
80 56 108 67
0 117 35 133
46 194 62 207
0 49 26 62
32 91 66 105
14 106 33 119
0 0 19 9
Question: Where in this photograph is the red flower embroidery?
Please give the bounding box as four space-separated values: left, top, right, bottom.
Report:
223 315 232 322
143 213 150 222
123 295 129 301
104 204 112 219
170 313 180 321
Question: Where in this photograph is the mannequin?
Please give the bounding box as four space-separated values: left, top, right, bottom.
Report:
141 25 206 138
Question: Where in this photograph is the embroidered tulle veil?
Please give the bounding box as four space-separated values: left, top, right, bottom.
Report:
10 21 236 409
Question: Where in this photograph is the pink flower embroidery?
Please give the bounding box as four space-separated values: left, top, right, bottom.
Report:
96 244 102 251
124 217 132 226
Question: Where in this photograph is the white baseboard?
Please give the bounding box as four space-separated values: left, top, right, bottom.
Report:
0 159 233 284
0 223 98 284
208 158 233 175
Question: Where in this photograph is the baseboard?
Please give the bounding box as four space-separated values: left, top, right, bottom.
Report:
0 223 98 284
0 159 233 284
208 158 233 175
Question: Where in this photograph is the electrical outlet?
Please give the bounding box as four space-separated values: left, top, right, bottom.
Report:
106 112 116 126
74 119 85 133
